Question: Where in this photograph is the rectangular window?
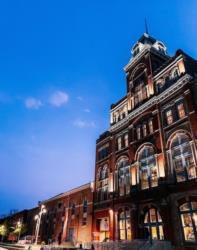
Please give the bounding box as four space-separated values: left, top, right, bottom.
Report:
148 119 154 134
118 137 122 151
82 213 87 226
142 123 147 137
166 110 173 125
136 126 141 140
177 102 186 119
124 134 129 148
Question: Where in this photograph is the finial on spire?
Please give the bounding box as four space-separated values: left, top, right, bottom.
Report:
145 17 149 35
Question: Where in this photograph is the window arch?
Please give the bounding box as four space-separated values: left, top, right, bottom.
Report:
117 157 130 196
97 164 109 201
118 208 131 240
170 133 196 182
138 146 158 189
143 207 164 240
179 200 197 242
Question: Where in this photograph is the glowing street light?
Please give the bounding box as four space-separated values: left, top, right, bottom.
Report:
34 204 47 245
17 220 22 241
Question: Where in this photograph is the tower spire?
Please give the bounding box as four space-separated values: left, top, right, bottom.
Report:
145 17 149 35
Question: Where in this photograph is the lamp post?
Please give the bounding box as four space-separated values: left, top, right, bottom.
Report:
17 220 22 242
34 204 47 245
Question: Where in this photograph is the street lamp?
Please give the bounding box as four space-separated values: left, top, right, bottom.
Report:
34 204 47 245
17 220 22 242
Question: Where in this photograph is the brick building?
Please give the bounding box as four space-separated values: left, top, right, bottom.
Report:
0 207 38 241
40 183 93 248
93 33 197 249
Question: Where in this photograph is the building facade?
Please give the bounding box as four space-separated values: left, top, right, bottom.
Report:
0 207 38 242
93 33 197 249
40 183 93 248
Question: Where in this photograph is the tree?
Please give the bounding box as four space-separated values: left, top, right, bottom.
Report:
13 222 27 240
0 221 9 242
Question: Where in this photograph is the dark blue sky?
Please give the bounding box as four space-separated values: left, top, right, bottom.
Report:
0 0 197 215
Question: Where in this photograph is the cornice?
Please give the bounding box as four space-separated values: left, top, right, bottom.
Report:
109 74 192 132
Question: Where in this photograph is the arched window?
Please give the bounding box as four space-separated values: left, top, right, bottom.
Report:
117 158 130 196
118 208 131 240
171 133 196 182
138 146 158 189
179 201 197 242
143 208 164 240
97 164 109 201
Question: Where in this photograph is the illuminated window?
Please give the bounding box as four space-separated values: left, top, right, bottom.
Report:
124 134 129 148
143 208 164 240
117 158 130 196
166 109 173 125
171 133 196 182
173 68 179 79
177 102 186 119
142 123 147 137
118 208 131 240
118 137 122 151
138 146 158 189
97 165 109 201
180 201 197 242
134 82 147 106
136 126 141 140
82 200 88 226
148 119 154 134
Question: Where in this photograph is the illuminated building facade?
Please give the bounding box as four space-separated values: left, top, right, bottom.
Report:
93 33 197 249
40 183 93 248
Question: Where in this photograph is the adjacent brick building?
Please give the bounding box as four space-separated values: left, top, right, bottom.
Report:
93 33 197 249
40 183 93 248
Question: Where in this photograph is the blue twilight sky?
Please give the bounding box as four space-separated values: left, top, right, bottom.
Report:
0 0 197 215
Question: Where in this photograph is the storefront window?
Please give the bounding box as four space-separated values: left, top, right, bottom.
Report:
143 208 164 240
180 201 197 242
119 208 131 240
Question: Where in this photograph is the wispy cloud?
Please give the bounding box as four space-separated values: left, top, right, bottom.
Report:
25 97 43 110
77 96 83 101
83 108 91 113
73 119 96 128
49 91 69 107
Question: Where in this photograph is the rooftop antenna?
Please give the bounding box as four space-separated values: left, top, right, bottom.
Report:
145 17 149 35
